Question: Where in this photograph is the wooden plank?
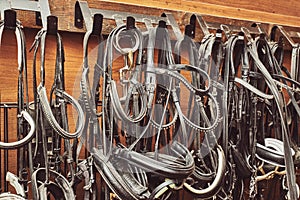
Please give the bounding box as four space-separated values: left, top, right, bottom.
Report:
187 0 300 18
0 22 299 199
7 0 300 34
98 0 300 27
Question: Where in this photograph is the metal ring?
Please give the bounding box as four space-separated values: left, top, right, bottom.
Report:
113 26 140 55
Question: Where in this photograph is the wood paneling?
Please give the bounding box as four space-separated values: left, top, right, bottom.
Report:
0 29 84 102
9 0 300 35
187 0 300 17
92 0 300 27
0 25 299 199
1 0 300 196
0 28 85 194
0 27 133 197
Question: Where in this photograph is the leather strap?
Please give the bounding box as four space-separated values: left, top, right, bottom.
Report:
32 30 85 139
31 168 75 200
247 40 298 200
92 147 150 200
0 111 35 149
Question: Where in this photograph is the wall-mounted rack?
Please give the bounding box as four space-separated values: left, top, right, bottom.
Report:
74 0 300 44
0 0 51 29
0 0 61 35
75 0 184 40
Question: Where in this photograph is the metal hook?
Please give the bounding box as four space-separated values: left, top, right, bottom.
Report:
276 25 297 47
4 9 16 30
196 15 210 36
220 24 231 39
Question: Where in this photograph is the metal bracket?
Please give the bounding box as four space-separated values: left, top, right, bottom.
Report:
75 1 92 31
4 9 16 30
74 1 84 29
194 14 264 37
163 13 183 41
272 25 297 47
252 23 267 35
196 15 210 36
0 0 51 29
74 0 183 40
35 0 42 26
189 14 196 38
75 1 103 35
47 15 58 35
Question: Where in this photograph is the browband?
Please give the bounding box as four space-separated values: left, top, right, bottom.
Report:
92 147 150 200
32 30 85 139
113 141 195 179
38 85 84 139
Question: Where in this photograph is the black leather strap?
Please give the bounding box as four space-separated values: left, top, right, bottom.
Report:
92 147 150 200
247 39 298 200
113 141 195 179
31 168 75 200
32 30 85 139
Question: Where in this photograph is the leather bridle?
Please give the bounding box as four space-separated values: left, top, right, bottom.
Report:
242 27 298 200
29 28 85 199
0 18 35 149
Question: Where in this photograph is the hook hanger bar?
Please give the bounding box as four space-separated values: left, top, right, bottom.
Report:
196 14 300 42
89 8 167 25
163 13 183 41
75 0 167 30
78 1 300 41
193 14 262 38
75 1 93 31
75 0 183 40
274 25 297 47
196 15 210 36
0 0 51 30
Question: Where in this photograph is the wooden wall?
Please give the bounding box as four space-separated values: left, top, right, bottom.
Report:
12 0 300 34
99 0 300 27
0 27 86 195
1 0 300 199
